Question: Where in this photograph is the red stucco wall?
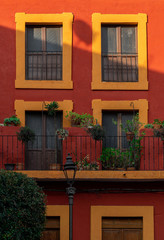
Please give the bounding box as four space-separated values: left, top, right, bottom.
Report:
46 190 164 240
0 0 164 122
1 1 164 239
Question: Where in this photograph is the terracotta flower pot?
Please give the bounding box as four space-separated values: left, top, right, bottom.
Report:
127 167 135 171
153 124 162 130
50 163 61 170
16 163 24 170
5 163 16 170
126 132 135 141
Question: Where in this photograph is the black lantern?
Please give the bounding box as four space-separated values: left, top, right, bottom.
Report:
63 153 77 186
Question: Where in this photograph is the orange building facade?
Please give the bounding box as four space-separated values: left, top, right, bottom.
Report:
1 0 164 239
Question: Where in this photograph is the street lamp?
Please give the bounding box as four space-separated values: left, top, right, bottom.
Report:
63 153 77 240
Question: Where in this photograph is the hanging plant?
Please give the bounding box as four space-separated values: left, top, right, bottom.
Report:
17 126 35 143
56 128 69 140
45 101 59 116
87 124 105 141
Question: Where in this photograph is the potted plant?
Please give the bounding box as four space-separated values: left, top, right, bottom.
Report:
121 113 143 141
100 147 118 170
17 126 35 143
75 155 90 170
126 138 142 170
65 111 94 128
153 119 163 129
4 163 16 171
90 162 99 170
82 155 90 170
87 124 105 141
56 128 69 140
4 115 21 126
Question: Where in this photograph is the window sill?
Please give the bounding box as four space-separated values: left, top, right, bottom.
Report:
91 81 148 90
15 79 73 89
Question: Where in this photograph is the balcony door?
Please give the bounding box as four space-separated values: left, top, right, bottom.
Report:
25 111 62 170
102 111 137 148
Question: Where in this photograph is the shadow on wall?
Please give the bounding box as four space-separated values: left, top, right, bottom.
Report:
0 18 164 122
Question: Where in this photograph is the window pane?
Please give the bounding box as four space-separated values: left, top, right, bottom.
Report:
101 26 117 53
102 111 118 148
121 27 136 54
46 27 62 52
46 111 62 149
26 27 42 52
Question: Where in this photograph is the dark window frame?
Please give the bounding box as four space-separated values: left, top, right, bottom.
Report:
25 25 63 81
101 25 138 83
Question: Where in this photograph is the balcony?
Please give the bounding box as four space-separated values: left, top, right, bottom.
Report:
0 134 164 174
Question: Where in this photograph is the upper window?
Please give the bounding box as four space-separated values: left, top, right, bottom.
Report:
15 13 73 89
92 13 148 90
26 26 62 80
101 25 138 82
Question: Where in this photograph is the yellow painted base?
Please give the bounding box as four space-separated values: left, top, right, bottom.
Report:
15 170 164 180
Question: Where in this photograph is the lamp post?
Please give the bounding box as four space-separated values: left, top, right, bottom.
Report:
63 153 77 240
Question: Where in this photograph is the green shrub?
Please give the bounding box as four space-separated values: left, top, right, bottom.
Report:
0 170 46 240
4 115 21 126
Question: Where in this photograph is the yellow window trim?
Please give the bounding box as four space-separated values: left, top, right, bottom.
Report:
91 206 154 240
46 205 69 240
15 12 73 89
14 100 73 127
92 99 148 125
92 13 148 90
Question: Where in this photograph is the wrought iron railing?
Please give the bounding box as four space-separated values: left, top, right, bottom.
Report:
102 54 138 82
26 52 62 80
0 135 164 171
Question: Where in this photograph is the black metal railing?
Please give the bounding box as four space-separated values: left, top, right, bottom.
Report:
102 54 138 82
26 52 62 80
0 135 164 171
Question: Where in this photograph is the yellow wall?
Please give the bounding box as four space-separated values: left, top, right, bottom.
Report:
91 206 154 240
15 100 73 127
46 205 69 240
92 99 148 125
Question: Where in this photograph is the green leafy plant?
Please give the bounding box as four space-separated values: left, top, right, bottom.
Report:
87 124 105 141
121 113 143 135
100 137 143 170
4 115 21 126
45 101 59 116
56 128 69 140
144 123 154 129
100 148 127 169
75 155 90 170
0 170 46 239
65 111 94 127
90 162 99 170
17 126 35 143
153 119 162 125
